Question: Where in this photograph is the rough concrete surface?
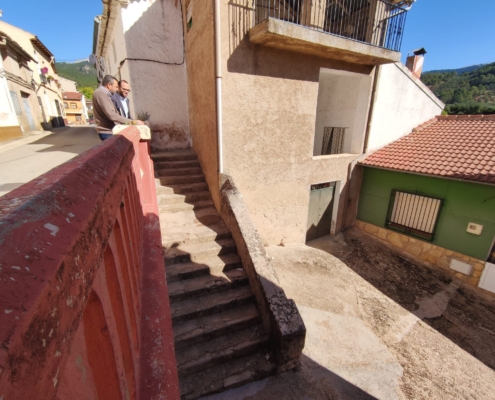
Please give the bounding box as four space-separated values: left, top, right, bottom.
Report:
0 126 100 196
203 228 495 399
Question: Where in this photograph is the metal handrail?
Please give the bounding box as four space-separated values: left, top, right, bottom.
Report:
255 0 408 52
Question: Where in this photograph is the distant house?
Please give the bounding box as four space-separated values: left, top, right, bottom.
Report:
59 77 78 92
62 91 87 125
356 115 495 293
0 30 37 140
0 21 65 128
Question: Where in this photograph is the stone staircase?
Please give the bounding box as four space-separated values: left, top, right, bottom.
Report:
152 149 276 399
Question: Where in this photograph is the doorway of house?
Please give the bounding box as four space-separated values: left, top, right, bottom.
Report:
21 92 35 131
306 182 336 241
37 96 47 123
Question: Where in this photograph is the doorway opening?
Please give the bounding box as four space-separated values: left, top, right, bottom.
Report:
306 181 337 242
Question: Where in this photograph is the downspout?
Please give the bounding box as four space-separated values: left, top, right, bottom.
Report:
214 0 223 174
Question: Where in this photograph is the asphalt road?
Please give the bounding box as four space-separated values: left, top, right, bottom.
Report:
0 126 101 197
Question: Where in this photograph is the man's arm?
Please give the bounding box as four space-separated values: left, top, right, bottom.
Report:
95 90 131 125
110 93 123 117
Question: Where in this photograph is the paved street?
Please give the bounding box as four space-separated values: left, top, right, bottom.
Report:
204 228 495 400
0 126 100 197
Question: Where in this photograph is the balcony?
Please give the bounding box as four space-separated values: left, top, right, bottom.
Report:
249 0 408 65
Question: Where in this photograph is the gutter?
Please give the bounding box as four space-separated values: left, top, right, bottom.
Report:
214 0 223 174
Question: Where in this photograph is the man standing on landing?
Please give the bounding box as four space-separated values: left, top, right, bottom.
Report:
92 75 144 141
111 80 132 119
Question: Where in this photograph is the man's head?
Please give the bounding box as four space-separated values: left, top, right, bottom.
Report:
118 80 131 98
102 75 119 94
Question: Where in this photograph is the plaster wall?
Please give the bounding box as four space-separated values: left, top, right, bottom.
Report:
59 77 78 92
313 69 372 155
181 0 220 207
0 52 21 127
366 63 444 153
218 0 373 244
6 80 41 132
121 0 190 149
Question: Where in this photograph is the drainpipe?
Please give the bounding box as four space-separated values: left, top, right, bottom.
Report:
214 0 224 174
362 65 381 154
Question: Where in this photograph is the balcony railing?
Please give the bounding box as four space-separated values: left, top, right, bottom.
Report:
255 0 408 52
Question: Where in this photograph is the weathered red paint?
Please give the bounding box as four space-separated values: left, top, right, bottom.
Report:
0 127 179 399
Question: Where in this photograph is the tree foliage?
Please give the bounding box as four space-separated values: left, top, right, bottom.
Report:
79 86 95 99
421 62 495 115
55 61 98 90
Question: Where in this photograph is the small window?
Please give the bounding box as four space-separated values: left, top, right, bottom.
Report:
76 116 81 121
321 127 346 155
64 102 68 109
9 91 22 115
70 102 77 109
386 190 443 241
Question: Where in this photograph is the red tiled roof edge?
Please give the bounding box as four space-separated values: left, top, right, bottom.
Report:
411 117 438 132
436 114 495 121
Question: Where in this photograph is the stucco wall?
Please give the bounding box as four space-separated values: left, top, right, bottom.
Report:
182 0 220 207
219 0 373 244
357 167 495 260
121 0 190 149
0 54 21 128
366 63 444 153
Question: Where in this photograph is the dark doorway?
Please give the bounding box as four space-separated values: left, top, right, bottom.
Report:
306 182 336 241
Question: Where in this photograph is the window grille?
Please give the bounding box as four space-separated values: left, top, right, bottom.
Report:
321 127 346 155
386 190 442 241
9 91 22 115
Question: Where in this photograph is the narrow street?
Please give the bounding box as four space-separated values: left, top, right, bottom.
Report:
0 126 100 197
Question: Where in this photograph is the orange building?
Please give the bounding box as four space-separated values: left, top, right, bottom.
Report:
62 91 86 125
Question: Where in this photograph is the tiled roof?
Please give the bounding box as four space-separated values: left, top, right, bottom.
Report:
360 115 495 185
0 31 35 62
63 91 82 100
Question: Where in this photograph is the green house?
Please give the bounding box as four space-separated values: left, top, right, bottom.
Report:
356 115 495 292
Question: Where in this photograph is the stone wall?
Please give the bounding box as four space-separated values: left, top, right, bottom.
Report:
355 220 486 288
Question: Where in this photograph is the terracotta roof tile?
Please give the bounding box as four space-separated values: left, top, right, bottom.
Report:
360 115 495 185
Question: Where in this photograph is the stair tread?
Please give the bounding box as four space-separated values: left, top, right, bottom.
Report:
158 199 214 213
154 160 200 168
157 190 211 203
155 182 209 195
176 324 268 375
168 268 248 301
166 253 242 282
161 222 231 249
155 167 203 177
171 285 254 321
151 149 197 159
164 238 236 262
179 350 276 400
173 303 261 347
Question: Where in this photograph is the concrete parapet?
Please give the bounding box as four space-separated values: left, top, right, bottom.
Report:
219 174 306 372
355 220 486 289
0 127 179 399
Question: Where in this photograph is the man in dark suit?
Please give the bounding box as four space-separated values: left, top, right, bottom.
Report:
111 80 132 119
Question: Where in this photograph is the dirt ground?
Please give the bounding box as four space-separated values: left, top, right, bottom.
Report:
203 228 495 400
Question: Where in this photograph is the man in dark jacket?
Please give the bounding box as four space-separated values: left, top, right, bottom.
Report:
111 80 132 119
93 75 143 140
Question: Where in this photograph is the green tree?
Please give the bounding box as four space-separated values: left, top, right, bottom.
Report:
79 86 95 99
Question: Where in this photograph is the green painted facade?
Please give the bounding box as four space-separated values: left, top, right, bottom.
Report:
357 167 495 260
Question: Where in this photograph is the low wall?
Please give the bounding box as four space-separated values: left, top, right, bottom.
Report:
219 174 306 371
355 220 486 288
0 127 179 399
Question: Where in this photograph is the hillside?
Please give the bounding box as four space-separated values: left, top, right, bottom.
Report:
55 61 98 95
425 64 487 75
421 62 495 115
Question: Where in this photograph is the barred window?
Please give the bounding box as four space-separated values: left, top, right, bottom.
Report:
386 190 442 241
321 127 346 155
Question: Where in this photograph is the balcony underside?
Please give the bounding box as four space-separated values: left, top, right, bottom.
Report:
249 18 401 66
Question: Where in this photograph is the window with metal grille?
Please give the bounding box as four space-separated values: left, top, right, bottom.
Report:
9 91 22 115
386 190 443 241
321 127 346 155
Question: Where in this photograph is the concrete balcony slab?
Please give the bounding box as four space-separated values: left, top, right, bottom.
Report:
249 18 401 66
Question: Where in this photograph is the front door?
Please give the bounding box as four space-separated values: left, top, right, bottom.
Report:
38 96 47 123
306 182 336 241
21 94 36 131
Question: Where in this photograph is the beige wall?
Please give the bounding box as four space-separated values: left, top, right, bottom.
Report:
59 77 78 92
218 0 373 244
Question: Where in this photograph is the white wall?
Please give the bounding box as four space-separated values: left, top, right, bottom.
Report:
366 63 444 153
0 57 19 127
313 68 373 156
59 77 78 92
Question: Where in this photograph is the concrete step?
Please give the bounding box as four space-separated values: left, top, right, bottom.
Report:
155 167 203 178
156 191 211 206
155 182 209 195
176 325 268 376
161 221 231 249
158 199 214 214
154 159 201 170
173 303 262 350
156 174 205 186
151 149 197 162
166 253 243 283
179 350 276 400
168 268 248 303
171 285 254 323
164 238 237 266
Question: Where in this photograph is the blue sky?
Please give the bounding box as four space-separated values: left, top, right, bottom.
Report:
0 1 494 70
